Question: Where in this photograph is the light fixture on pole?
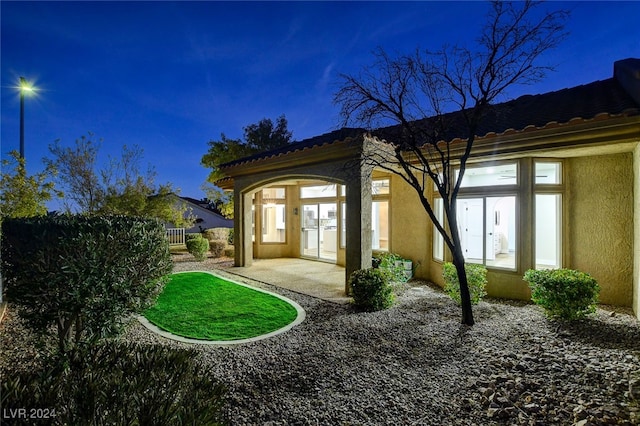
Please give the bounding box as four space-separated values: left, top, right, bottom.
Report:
19 76 35 159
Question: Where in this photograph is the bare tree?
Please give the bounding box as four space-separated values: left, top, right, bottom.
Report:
334 1 568 325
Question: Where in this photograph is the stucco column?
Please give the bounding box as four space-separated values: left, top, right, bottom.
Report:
234 187 253 267
345 166 373 294
634 143 640 320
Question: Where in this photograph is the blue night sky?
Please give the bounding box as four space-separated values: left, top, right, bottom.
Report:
2 1 639 209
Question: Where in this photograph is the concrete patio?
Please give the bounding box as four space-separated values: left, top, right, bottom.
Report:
224 258 350 304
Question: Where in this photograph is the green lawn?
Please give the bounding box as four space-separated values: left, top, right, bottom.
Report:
143 272 299 341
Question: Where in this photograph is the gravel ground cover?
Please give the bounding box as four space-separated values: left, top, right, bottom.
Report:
2 256 639 425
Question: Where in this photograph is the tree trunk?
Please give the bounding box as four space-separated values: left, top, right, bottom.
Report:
452 248 474 326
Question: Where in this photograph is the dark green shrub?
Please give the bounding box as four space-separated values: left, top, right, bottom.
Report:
0 343 226 425
523 268 600 320
185 233 201 241
349 268 394 311
227 228 234 245
1 215 172 353
186 234 209 261
442 262 487 305
209 239 226 258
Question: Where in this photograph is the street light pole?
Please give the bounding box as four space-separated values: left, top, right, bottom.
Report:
20 77 26 158
19 76 34 159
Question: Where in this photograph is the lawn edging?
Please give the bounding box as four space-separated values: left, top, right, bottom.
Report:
137 270 306 345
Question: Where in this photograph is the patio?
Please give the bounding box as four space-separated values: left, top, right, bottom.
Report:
223 258 350 304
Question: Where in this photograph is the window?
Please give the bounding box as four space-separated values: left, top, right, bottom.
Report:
457 163 518 187
433 198 444 261
372 179 390 195
456 196 516 269
340 202 346 248
301 184 337 198
535 162 562 184
261 188 285 243
535 194 562 269
372 201 389 250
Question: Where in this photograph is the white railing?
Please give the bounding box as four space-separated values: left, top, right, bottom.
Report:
166 228 185 245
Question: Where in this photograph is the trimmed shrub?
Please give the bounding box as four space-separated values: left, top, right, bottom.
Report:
523 268 600 320
186 234 209 261
203 227 230 242
1 214 172 353
209 240 226 258
349 268 394 311
442 262 487 305
1 343 226 425
224 247 235 258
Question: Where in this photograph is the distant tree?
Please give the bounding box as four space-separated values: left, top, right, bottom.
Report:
201 184 234 218
46 134 193 227
0 150 61 219
334 0 568 326
201 115 293 216
244 114 293 151
46 134 102 213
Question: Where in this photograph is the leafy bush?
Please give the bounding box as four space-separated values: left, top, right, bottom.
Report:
186 233 201 241
186 234 209 261
442 262 487 305
349 268 394 311
1 214 172 353
227 228 234 245
523 268 600 320
203 227 229 242
209 240 226 258
1 343 226 425
374 252 411 283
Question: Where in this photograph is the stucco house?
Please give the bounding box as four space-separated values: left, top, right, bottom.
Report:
217 58 640 320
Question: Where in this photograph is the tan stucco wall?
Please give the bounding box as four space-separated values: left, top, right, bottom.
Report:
567 153 634 306
389 176 430 279
634 144 640 319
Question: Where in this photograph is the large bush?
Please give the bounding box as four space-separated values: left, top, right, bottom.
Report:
1 343 226 425
349 268 394 311
442 262 487 305
186 234 209 261
1 214 173 352
209 240 227 258
523 268 600 320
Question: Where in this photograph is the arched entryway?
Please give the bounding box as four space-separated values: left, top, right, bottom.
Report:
229 160 373 294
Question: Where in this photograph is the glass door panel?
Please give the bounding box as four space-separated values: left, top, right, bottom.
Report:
319 203 337 261
485 196 516 269
302 204 318 258
301 203 337 261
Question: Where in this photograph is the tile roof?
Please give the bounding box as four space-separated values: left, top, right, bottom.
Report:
220 127 364 168
220 64 639 170
376 77 640 144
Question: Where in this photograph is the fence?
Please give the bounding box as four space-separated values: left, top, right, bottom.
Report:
166 228 185 245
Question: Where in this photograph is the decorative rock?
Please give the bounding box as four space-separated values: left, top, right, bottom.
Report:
1 268 639 425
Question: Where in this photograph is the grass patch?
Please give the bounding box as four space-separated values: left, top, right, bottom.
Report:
144 272 299 341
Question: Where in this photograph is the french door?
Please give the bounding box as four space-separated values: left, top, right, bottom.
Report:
301 203 337 261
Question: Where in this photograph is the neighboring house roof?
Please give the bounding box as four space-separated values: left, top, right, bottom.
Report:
219 58 640 172
178 195 225 215
168 194 233 229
